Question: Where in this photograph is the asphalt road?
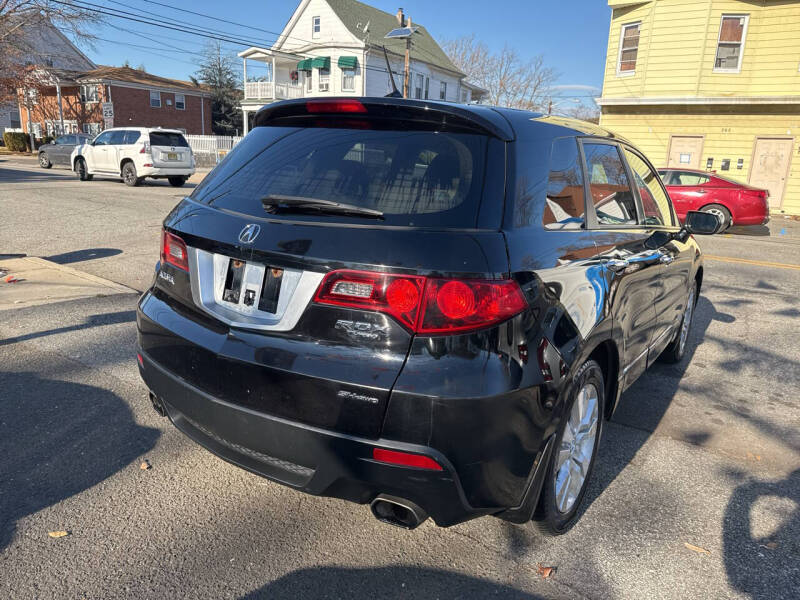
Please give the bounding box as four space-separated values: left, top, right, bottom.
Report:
1 157 799 599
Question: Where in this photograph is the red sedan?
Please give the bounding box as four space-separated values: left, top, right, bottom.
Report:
658 168 770 229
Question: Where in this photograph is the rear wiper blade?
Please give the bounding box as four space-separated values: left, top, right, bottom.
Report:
261 194 384 219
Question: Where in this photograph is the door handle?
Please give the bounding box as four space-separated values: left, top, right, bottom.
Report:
659 254 674 265
604 258 630 272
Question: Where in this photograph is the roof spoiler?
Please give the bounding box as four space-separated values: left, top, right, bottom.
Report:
253 97 514 141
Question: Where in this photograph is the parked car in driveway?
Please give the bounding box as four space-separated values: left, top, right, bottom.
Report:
136 98 720 535
38 134 92 168
71 127 195 187
658 168 770 229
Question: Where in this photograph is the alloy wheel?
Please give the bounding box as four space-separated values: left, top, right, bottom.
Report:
39 153 49 167
554 383 599 514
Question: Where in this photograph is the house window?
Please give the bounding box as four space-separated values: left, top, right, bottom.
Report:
83 123 101 135
312 16 321 39
304 70 313 92
24 88 38 105
341 68 355 92
175 93 185 110
150 90 161 108
319 68 330 92
415 74 423 99
617 22 640 74
10 109 20 128
460 89 468 103
440 82 447 101
424 77 429 99
80 84 99 103
714 15 748 72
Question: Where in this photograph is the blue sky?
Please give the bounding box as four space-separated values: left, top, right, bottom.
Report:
82 0 611 100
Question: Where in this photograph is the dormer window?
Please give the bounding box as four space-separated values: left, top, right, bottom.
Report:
312 16 321 39
80 84 99 103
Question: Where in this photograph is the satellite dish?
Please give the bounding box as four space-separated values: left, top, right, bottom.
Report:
384 26 418 39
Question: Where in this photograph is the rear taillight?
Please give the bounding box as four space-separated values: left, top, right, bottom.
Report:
140 142 150 154
313 269 527 335
306 99 367 114
160 230 188 271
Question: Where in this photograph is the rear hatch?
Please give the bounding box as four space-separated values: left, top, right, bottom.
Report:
145 99 512 439
150 131 192 168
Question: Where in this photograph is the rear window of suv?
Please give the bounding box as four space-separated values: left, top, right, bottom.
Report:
150 132 189 147
191 126 489 228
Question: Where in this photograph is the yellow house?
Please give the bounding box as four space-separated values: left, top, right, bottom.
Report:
598 0 800 215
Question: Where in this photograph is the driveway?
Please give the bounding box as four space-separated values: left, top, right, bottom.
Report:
1 159 798 599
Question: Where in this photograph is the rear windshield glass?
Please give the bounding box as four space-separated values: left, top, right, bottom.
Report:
191 126 489 228
150 132 188 147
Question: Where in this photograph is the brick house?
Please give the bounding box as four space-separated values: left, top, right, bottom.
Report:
20 65 212 137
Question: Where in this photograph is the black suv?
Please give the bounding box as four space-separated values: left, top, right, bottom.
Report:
136 98 719 534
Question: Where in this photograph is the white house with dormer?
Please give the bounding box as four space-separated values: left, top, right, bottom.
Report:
238 0 485 133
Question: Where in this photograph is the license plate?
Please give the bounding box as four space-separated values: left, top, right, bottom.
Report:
167 152 178 160
220 258 283 314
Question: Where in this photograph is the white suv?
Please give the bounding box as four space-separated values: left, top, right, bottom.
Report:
71 127 196 187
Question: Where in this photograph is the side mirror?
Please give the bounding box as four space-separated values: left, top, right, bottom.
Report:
684 210 721 235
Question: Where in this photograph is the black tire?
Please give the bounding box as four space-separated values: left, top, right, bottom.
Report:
700 203 731 231
39 152 52 169
168 176 187 187
122 162 142 187
75 157 92 181
660 280 697 364
534 359 605 536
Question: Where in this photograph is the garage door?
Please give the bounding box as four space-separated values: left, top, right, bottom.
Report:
667 136 704 169
749 137 793 209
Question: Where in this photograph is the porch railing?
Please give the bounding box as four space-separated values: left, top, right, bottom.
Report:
244 81 304 100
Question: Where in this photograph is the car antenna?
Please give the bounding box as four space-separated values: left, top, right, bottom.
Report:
382 45 402 98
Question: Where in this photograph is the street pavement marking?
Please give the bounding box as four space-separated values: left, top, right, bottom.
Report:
705 254 800 270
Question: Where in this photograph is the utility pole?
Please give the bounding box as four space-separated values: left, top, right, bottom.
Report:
403 37 410 98
548 99 553 115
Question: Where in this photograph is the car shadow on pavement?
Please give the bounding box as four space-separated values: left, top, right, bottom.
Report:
238 566 545 599
45 248 122 264
722 469 800 600
579 295 729 514
0 371 159 550
0 166 73 183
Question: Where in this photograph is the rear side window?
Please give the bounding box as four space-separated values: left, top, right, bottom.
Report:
583 143 637 226
623 148 674 226
123 130 141 144
193 126 488 228
673 171 710 186
543 137 585 230
150 132 189 147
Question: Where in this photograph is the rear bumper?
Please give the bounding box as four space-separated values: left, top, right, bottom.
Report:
139 166 195 177
733 212 770 226
138 348 493 526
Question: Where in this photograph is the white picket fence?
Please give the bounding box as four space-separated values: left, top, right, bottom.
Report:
185 134 243 155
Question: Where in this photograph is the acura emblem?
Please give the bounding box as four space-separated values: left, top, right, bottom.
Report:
238 224 261 244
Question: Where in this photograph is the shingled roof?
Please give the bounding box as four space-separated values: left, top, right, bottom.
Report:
325 0 463 76
77 66 210 94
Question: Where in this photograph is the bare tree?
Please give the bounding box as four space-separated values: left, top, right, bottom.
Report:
443 34 557 111
0 1 102 103
561 103 601 124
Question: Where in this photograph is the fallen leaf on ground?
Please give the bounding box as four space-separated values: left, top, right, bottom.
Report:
684 542 711 555
48 530 69 538
536 563 556 579
761 541 778 550
140 460 151 470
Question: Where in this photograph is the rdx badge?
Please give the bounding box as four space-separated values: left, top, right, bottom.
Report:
334 319 389 341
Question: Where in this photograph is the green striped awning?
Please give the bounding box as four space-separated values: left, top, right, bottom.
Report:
337 56 358 69
296 58 313 70
310 56 331 69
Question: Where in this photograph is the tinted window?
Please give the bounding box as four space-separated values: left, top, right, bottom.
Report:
150 132 189 147
193 126 488 228
93 131 113 146
123 130 141 144
108 130 126 145
623 148 674 226
583 143 637 226
542 137 585 230
674 171 710 186
55 136 70 145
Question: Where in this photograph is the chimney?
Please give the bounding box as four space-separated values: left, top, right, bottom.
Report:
396 8 405 27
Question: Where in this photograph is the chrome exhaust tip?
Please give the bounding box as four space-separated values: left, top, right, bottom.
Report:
370 494 428 530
